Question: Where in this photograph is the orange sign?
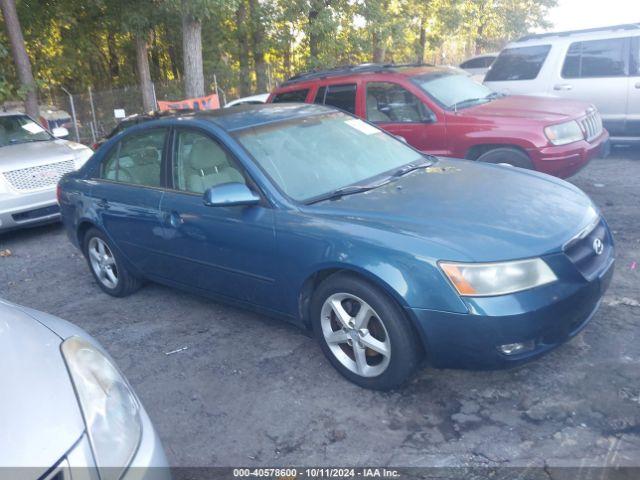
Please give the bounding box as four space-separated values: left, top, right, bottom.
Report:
157 93 220 111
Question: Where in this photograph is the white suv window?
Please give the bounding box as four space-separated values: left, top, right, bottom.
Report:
485 45 551 81
562 38 628 78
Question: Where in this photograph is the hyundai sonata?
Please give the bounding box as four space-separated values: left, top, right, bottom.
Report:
58 104 614 390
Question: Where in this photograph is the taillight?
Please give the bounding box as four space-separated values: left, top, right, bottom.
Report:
56 184 62 204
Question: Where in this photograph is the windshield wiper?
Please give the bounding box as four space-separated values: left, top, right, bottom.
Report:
451 97 491 111
307 179 392 204
392 158 435 178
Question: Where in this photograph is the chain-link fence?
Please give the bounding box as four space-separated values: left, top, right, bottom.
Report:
40 75 225 146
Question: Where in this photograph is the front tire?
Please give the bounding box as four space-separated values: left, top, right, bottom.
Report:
476 147 534 170
311 273 422 390
83 228 142 297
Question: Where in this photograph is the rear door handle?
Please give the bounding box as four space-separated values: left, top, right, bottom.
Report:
554 84 573 91
97 199 110 209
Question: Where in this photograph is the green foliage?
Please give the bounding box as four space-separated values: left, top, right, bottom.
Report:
0 0 558 101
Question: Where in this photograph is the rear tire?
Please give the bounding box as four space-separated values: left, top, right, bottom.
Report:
83 228 142 297
311 272 422 390
476 147 534 170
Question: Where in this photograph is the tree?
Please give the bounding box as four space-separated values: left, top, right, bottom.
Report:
181 0 205 97
249 0 268 92
0 0 37 117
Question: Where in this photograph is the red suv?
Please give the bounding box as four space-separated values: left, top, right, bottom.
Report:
268 64 610 178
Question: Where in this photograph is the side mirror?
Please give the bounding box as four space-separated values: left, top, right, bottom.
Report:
52 127 70 138
203 183 260 207
423 111 437 124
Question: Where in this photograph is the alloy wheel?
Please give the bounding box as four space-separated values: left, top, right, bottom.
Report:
320 292 391 377
88 237 119 289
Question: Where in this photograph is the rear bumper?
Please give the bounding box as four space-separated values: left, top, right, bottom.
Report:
0 188 60 231
409 254 614 370
528 130 610 178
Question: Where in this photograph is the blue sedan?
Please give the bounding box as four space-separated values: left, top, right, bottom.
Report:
58 104 614 390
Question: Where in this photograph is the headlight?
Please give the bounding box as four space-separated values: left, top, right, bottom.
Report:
544 120 584 146
440 258 557 296
61 337 141 479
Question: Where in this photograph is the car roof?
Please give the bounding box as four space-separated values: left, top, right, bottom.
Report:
0 111 25 117
154 103 336 132
277 63 458 89
508 23 640 47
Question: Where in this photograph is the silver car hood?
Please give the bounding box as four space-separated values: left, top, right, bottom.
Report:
0 301 85 470
0 140 76 172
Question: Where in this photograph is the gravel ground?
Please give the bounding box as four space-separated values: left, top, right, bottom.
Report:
1 149 639 471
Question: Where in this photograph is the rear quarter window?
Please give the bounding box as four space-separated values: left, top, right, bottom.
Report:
562 38 629 78
485 45 551 81
272 89 310 103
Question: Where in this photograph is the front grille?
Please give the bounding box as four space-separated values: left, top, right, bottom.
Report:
3 159 75 191
579 109 603 142
564 218 611 281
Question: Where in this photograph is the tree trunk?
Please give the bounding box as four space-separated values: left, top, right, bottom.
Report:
107 32 120 79
416 17 427 64
0 0 38 118
372 31 386 63
135 33 155 112
249 0 267 92
308 7 320 66
283 28 292 79
181 3 204 98
236 1 251 96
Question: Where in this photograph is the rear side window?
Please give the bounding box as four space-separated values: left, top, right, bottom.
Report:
272 89 309 103
321 84 357 114
562 38 628 78
633 37 640 75
485 45 551 81
101 129 166 187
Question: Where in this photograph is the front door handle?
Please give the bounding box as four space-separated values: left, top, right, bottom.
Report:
167 211 184 228
554 84 573 91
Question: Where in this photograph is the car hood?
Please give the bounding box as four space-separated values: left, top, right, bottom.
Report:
0 140 77 172
306 158 597 262
0 301 85 471
460 95 591 123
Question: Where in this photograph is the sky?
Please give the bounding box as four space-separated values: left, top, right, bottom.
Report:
545 0 640 32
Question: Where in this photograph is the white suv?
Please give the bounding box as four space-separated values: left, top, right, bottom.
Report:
484 24 640 143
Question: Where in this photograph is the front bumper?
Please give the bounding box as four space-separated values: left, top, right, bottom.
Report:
60 406 170 480
528 130 610 178
0 188 60 231
409 249 615 370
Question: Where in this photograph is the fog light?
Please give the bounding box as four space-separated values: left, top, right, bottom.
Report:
498 340 535 356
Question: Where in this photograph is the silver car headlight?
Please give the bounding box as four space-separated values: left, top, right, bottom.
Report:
440 258 557 296
61 336 141 479
544 120 584 146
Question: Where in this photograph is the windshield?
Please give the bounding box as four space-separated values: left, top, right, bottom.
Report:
0 115 52 148
235 112 424 202
413 73 496 110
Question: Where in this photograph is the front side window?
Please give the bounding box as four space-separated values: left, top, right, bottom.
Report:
413 73 495 110
562 38 628 78
485 45 551 81
173 130 245 194
0 115 52 148
101 129 165 187
272 89 309 103
322 84 357 114
235 112 423 202
366 82 433 122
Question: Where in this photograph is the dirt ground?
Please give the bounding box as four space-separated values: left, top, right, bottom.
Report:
1 148 639 471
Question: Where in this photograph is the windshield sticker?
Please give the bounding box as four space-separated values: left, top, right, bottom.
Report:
21 122 45 134
345 119 380 135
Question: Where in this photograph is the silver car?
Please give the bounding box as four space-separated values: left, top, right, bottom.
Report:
0 112 93 231
0 299 170 479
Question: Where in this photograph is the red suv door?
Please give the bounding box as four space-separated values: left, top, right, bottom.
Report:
361 79 449 156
